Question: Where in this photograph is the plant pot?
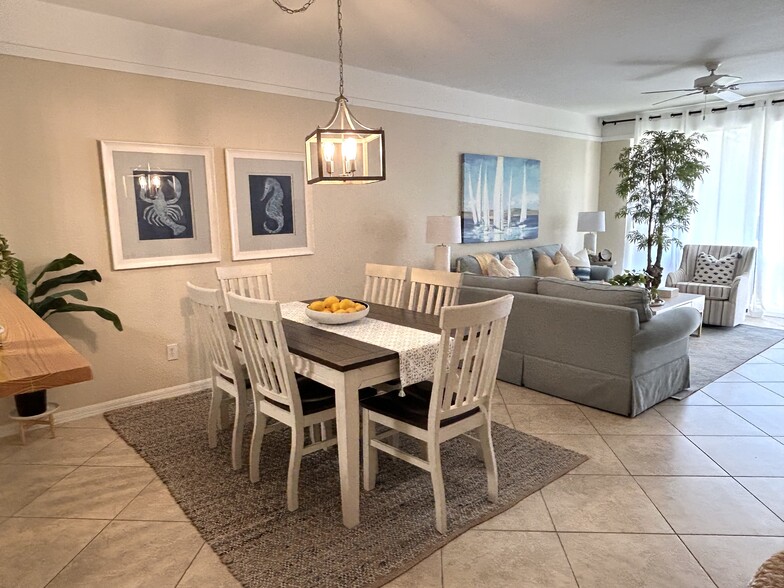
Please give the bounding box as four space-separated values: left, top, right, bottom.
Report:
14 390 47 417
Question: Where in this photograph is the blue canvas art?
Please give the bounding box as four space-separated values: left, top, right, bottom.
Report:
134 170 194 240
249 175 294 236
461 154 540 243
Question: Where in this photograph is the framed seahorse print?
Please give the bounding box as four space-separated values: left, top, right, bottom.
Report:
225 149 314 261
100 141 220 270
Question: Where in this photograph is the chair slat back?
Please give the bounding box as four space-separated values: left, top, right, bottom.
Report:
216 264 274 309
407 268 462 315
186 283 242 382
363 263 408 307
228 293 303 416
429 295 513 425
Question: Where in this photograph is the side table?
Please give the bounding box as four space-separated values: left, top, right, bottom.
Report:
9 402 60 445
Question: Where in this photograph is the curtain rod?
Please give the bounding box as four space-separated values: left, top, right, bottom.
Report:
602 97 784 126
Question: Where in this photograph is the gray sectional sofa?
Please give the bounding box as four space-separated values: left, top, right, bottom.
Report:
458 275 701 417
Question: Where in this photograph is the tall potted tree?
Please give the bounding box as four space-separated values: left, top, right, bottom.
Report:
0 235 122 416
612 130 709 289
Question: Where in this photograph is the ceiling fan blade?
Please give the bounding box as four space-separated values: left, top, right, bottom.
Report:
731 80 784 86
652 91 703 106
642 89 697 95
719 90 745 103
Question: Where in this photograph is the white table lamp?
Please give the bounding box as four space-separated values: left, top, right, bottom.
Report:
577 211 605 254
426 216 462 271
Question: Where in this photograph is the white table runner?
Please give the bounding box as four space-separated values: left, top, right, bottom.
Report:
281 302 442 388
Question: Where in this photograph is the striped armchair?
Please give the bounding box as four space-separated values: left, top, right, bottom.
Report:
666 244 756 327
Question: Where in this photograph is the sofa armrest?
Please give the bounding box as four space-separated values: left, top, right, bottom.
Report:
666 269 687 287
590 265 613 281
633 307 700 352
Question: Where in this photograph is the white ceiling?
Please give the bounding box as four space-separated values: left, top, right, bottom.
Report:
39 0 784 117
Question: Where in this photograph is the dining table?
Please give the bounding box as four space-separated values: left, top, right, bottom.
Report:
228 299 441 529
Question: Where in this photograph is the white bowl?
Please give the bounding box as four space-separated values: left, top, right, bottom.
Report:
305 302 370 325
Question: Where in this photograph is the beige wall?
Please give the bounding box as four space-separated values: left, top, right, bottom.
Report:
0 55 600 423
597 140 630 271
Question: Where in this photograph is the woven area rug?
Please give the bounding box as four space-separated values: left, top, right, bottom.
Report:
105 391 586 588
674 324 784 399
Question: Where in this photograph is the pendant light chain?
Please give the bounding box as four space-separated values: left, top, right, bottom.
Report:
272 0 317 14
337 0 344 97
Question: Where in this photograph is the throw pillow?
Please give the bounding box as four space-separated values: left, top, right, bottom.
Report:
693 251 741 286
501 255 521 277
560 244 592 281
486 256 513 277
535 251 577 280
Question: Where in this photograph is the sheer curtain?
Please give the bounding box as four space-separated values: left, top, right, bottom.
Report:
624 99 784 316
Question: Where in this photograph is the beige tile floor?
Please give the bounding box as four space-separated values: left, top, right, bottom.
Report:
1 339 784 587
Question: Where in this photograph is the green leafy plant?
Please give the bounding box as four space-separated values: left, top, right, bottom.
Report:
612 130 709 289
0 234 122 331
608 269 650 288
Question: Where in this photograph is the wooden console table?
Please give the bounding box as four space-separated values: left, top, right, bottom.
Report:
0 287 93 397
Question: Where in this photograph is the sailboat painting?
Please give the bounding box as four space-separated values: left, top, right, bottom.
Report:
461 153 540 243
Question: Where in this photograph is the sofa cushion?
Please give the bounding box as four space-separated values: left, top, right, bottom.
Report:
500 249 535 276
693 251 741 286
537 277 653 323
536 251 577 280
531 244 562 260
675 281 731 300
501 255 521 276
462 273 539 294
455 253 498 274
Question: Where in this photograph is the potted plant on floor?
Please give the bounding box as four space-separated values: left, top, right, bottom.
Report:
612 130 709 289
0 234 122 416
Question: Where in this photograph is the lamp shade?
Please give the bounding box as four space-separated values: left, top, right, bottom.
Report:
577 211 606 233
426 216 462 245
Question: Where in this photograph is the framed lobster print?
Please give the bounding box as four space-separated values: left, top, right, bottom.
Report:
224 149 313 261
100 141 220 270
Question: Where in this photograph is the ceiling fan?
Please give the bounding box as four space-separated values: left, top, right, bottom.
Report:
643 61 784 106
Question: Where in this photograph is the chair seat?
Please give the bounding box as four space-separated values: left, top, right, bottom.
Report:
361 381 480 429
675 281 731 300
265 376 375 415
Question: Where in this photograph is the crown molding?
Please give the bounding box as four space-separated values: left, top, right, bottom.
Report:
0 0 601 141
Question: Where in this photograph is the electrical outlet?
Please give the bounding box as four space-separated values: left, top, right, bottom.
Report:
166 343 179 361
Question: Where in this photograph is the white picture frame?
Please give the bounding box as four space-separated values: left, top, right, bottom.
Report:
100 141 220 270
225 149 314 261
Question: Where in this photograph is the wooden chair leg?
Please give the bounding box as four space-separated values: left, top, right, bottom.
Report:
230 393 247 471
249 409 267 483
362 410 378 491
207 385 222 449
428 440 447 534
478 421 498 502
287 426 304 511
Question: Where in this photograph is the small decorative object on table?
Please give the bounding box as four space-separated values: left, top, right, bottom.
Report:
607 269 650 287
649 288 665 307
306 296 369 325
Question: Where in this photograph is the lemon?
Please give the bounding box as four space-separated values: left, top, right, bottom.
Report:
339 298 354 310
334 309 348 314
331 302 341 312
309 300 325 311
345 307 357 313
322 308 333 313
323 295 339 307
353 303 365 311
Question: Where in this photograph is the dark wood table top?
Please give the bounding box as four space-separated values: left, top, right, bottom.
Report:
228 300 441 373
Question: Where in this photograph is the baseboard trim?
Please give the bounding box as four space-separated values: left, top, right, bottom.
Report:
0 379 209 439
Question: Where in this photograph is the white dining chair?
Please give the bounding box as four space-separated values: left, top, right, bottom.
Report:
407 268 462 316
229 292 341 511
216 263 274 309
361 294 514 534
363 263 408 307
186 282 249 471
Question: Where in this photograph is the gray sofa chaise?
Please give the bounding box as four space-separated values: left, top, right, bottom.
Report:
459 275 701 417
455 243 614 282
